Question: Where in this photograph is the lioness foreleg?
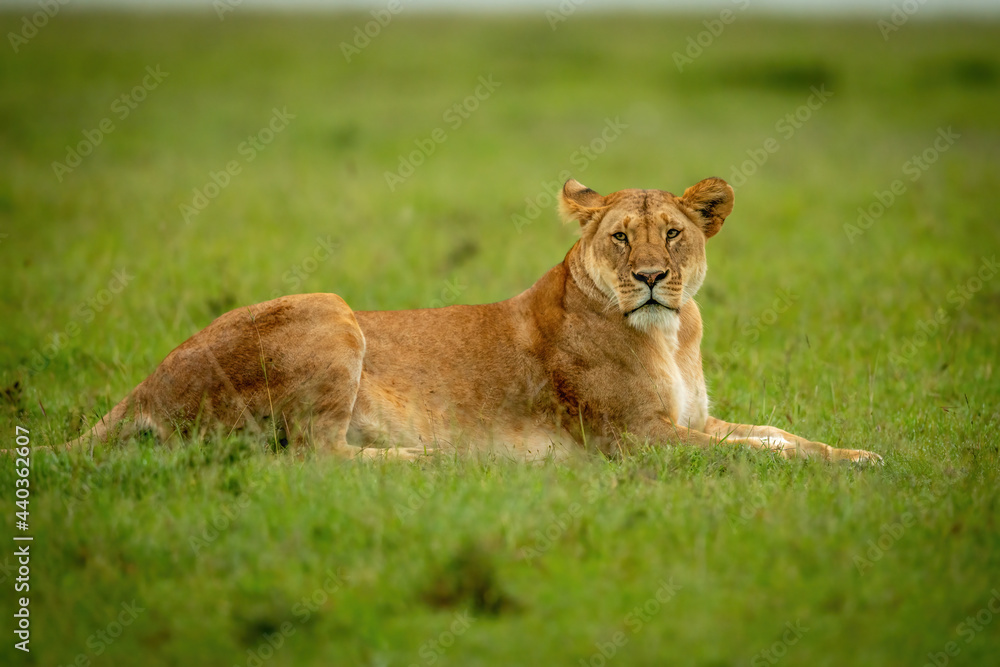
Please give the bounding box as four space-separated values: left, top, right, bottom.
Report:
627 417 881 464
703 416 882 463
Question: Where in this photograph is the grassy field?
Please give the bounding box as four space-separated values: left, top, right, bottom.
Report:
2 8 1000 666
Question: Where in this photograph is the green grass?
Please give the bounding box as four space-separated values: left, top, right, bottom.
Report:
2 10 1000 667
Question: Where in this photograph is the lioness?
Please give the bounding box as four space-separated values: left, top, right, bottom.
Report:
65 177 880 463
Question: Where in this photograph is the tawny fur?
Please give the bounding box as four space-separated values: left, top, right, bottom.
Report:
64 177 881 463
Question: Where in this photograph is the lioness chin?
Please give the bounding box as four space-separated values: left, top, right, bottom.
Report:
63 177 881 463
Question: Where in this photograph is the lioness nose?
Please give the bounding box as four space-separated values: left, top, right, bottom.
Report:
634 270 667 287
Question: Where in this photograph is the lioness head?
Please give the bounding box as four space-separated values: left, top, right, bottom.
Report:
560 177 734 332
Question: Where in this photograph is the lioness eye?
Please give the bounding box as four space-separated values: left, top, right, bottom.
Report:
612 232 628 242
666 229 680 239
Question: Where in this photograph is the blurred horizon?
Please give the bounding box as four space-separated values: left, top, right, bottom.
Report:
1 0 999 16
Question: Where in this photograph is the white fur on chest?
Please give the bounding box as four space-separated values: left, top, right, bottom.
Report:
646 327 707 430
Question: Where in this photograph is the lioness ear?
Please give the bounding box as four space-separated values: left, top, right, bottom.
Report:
559 179 606 226
680 177 735 238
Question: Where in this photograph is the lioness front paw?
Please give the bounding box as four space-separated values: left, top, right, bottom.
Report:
753 437 883 465
829 447 884 465
806 440 884 465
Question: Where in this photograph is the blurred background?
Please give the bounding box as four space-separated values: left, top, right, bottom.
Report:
13 0 999 12
1 1 999 664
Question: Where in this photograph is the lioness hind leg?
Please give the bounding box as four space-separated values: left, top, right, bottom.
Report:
355 445 435 461
278 324 431 461
296 415 433 461
703 416 883 464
